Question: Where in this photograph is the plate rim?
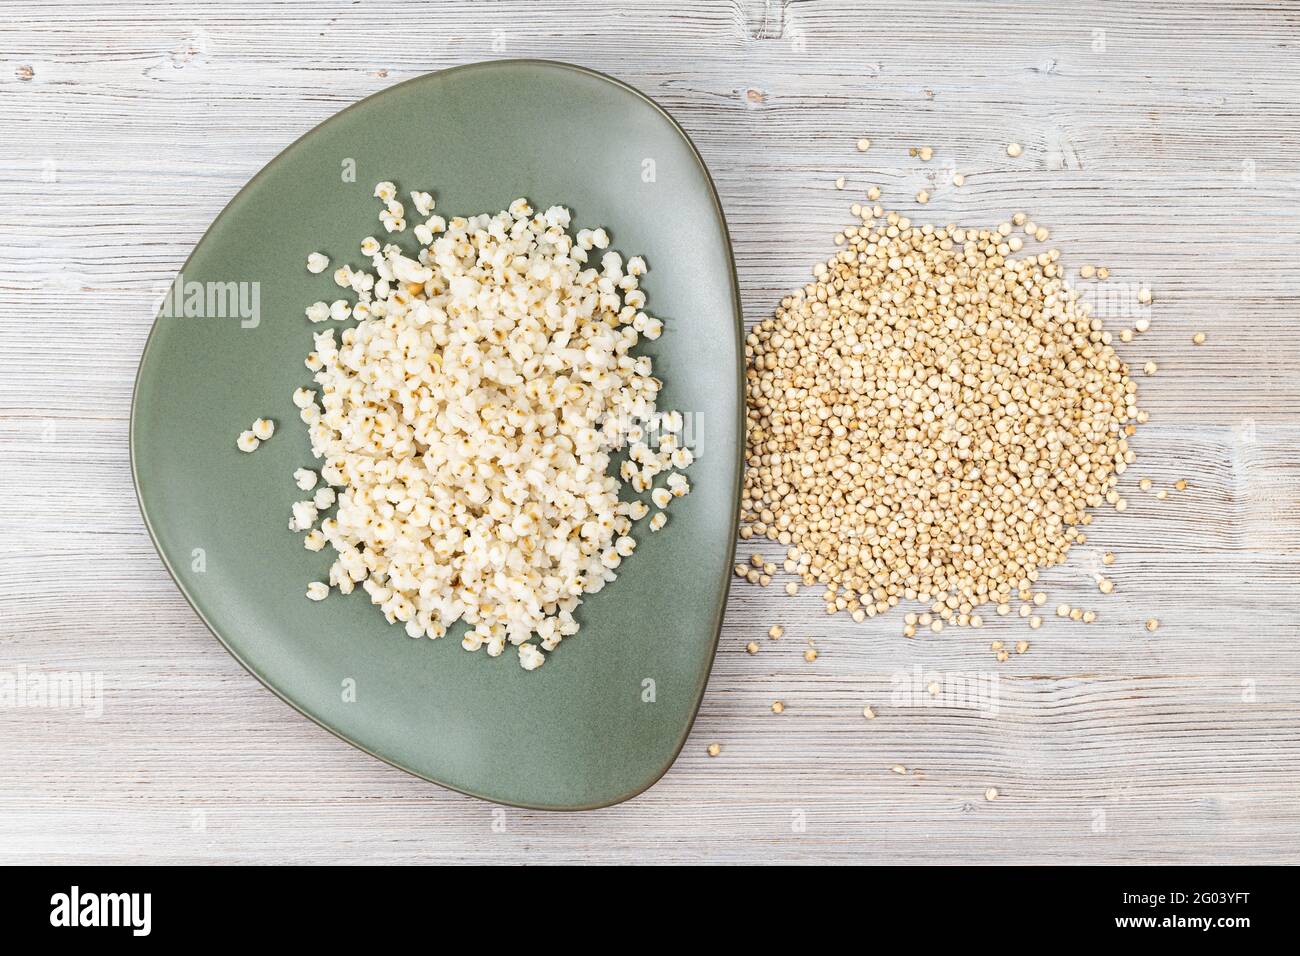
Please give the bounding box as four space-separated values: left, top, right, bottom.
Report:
128 58 744 811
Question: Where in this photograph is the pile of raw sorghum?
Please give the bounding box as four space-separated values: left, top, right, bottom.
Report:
741 185 1144 634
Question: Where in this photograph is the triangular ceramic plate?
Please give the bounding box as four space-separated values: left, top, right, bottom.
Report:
131 60 742 809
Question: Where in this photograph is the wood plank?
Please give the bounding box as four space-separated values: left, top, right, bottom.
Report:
2 0 1299 864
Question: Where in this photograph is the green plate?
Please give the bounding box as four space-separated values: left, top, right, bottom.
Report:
130 60 742 810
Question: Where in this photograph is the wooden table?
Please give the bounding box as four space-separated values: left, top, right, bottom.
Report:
3 0 1298 864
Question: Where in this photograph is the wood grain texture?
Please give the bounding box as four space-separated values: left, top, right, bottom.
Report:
2 0 1300 864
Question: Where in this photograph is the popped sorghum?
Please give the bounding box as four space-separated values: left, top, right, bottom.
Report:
290 185 695 669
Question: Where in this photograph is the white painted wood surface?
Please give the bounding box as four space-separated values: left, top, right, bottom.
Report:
3 0 1300 864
